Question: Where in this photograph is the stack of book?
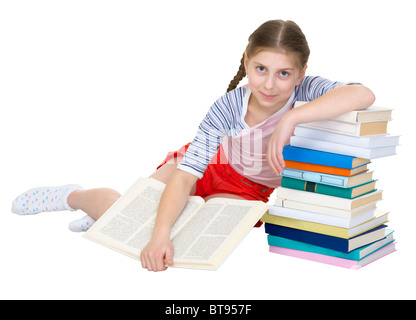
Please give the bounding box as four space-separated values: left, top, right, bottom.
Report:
261 103 400 269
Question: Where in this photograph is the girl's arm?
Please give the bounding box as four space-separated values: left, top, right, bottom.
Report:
267 84 376 175
140 169 198 271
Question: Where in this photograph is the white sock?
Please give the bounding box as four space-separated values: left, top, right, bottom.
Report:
11 184 83 215
68 215 96 232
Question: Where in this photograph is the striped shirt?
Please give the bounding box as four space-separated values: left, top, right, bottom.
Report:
177 76 350 187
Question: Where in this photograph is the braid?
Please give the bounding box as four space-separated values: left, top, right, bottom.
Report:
226 53 246 93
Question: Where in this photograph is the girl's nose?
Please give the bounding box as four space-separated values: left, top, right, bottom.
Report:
264 75 275 90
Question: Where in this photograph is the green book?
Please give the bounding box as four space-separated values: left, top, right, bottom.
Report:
281 176 377 199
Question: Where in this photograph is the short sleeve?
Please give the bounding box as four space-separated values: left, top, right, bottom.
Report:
177 110 226 178
177 87 247 178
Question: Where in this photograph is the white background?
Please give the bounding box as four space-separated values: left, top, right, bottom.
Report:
1 0 415 300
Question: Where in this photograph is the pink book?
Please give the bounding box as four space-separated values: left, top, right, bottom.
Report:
269 242 396 270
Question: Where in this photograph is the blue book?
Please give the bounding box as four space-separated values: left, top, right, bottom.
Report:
264 223 387 253
282 145 370 169
282 168 374 188
267 229 394 261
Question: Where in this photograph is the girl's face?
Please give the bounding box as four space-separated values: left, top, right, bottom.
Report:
245 50 306 114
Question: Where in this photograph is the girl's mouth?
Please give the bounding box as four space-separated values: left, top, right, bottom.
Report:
260 92 277 100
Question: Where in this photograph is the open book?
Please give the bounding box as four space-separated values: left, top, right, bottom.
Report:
84 177 269 270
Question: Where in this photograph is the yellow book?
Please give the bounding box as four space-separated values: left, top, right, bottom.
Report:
261 209 389 239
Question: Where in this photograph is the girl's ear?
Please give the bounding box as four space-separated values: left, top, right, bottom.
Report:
244 52 249 73
296 64 307 86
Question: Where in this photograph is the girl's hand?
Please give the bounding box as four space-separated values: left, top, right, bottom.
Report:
140 234 174 272
266 111 297 175
140 170 197 272
267 86 376 176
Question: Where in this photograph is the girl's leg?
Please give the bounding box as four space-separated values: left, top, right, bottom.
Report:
11 184 120 232
65 157 191 231
66 188 121 221
66 156 190 221
12 156 192 231
64 188 121 232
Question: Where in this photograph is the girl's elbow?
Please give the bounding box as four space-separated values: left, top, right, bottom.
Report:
366 87 376 106
350 84 375 110
360 85 376 109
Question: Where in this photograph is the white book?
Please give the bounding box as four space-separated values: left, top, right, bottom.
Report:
289 135 397 159
276 186 383 210
269 205 376 228
298 120 388 136
294 101 393 123
274 198 378 219
294 126 400 148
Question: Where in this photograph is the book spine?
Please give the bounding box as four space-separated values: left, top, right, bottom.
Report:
269 246 360 269
294 127 398 149
261 212 350 238
289 136 371 159
284 160 364 177
267 235 361 260
269 204 376 228
276 198 357 218
294 126 371 147
299 121 359 135
277 187 353 210
283 145 356 168
281 176 354 198
265 223 350 252
282 168 349 187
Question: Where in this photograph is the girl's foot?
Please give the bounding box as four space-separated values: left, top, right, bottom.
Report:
68 215 96 232
11 185 83 215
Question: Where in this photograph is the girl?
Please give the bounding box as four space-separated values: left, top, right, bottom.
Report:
11 20 375 271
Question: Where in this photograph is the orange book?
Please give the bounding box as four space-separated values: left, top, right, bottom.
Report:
284 160 369 177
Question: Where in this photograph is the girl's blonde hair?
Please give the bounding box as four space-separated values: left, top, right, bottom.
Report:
226 19 310 93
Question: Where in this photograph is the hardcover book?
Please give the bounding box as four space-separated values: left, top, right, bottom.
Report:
268 204 376 228
274 197 378 219
269 242 396 269
289 136 397 159
267 229 394 261
294 101 393 123
283 145 370 169
281 176 377 199
261 209 388 239
294 126 400 148
264 223 387 253
284 160 369 177
276 187 383 210
282 168 374 188
297 120 388 136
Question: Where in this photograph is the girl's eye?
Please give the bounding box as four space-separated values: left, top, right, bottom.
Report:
256 66 266 73
279 71 289 77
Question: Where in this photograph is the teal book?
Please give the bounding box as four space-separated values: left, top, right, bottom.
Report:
282 168 374 188
281 176 377 199
282 145 370 169
267 229 394 261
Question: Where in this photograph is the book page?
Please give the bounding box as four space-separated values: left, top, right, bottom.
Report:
171 198 268 268
84 178 205 259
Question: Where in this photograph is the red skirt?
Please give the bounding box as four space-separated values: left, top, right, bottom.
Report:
157 143 275 227
157 143 274 202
